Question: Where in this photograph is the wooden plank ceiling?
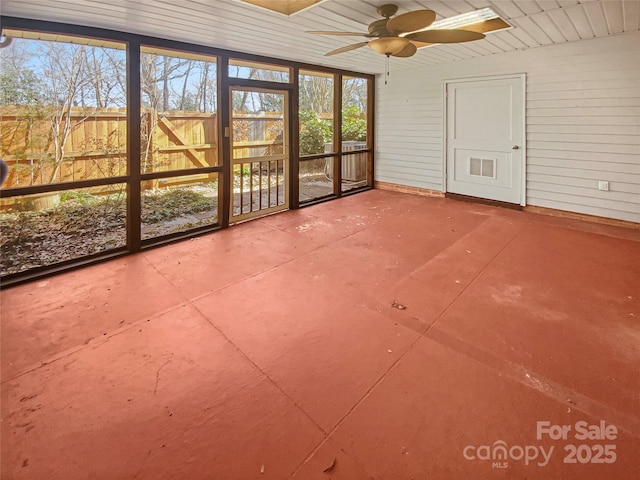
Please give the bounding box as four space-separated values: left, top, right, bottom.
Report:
1 0 638 74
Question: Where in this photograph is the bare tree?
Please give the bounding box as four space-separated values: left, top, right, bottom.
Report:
141 54 192 110
342 77 367 111
0 37 34 73
193 62 217 113
103 49 127 103
300 74 333 113
232 67 257 111
177 60 194 110
41 43 95 183
84 47 125 108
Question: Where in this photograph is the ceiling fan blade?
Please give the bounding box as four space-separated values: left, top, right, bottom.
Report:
406 29 486 44
324 42 369 56
387 10 436 35
393 42 417 58
307 31 371 36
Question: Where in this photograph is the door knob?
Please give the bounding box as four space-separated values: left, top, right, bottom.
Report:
512 145 519 150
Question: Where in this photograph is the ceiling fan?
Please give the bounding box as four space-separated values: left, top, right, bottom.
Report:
307 3 486 58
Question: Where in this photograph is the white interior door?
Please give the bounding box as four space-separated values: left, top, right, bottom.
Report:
446 76 524 205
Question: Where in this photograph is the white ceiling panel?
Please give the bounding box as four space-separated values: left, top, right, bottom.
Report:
513 0 545 15
0 0 638 74
510 15 555 44
623 0 640 31
488 1 527 18
563 3 598 37
602 0 625 33
531 11 569 42
583 1 611 36
546 8 582 41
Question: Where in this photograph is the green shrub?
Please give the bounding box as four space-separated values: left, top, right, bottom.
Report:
299 110 331 156
341 105 366 141
299 106 366 155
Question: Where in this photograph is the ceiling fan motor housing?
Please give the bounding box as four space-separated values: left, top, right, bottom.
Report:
368 19 392 37
377 4 399 18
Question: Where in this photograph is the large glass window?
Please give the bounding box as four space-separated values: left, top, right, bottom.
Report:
299 70 334 156
140 47 219 174
341 76 368 148
229 59 290 83
0 21 373 283
0 31 128 277
298 70 335 203
0 32 127 187
139 47 220 241
340 76 369 192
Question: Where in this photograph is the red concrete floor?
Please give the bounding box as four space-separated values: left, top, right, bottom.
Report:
1 189 639 480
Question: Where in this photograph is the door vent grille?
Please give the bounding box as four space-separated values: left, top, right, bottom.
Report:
469 157 496 178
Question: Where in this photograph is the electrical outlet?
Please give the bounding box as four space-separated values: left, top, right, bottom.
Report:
598 181 610 191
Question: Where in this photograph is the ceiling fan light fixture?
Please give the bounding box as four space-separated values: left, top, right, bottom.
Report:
369 37 409 55
393 42 417 58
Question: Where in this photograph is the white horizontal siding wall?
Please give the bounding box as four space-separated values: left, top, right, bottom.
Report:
376 31 640 223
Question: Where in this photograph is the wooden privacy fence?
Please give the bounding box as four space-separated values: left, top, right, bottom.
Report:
1 108 287 188
231 113 284 159
0 106 218 190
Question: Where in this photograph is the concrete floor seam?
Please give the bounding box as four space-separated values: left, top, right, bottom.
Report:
420 219 525 338
288 331 425 478
0 300 192 385
425 328 640 439
189 300 330 436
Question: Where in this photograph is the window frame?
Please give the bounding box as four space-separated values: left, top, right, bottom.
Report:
0 15 375 286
